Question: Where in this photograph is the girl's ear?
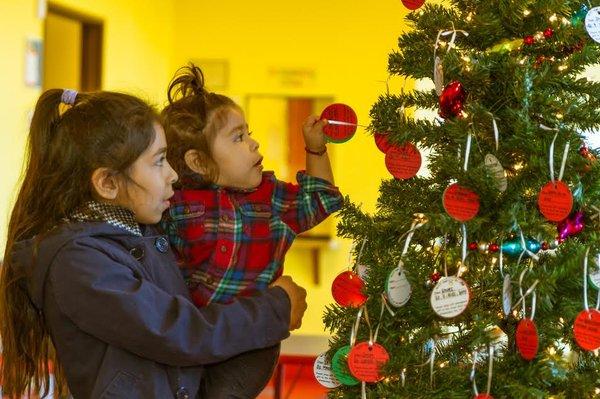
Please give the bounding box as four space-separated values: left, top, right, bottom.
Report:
90 167 120 200
184 149 209 175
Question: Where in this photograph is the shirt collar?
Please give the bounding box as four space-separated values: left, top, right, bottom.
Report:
70 201 143 237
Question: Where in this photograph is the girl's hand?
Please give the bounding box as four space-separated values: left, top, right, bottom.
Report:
271 275 307 330
302 115 328 153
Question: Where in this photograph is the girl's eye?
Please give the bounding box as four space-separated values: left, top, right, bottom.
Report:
156 155 166 166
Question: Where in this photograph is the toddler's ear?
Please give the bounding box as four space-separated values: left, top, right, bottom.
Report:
90 167 119 200
184 149 209 175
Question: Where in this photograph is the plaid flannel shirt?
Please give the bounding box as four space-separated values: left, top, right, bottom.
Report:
162 171 343 306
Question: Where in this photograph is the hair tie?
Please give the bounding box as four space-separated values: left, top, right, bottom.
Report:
59 89 78 116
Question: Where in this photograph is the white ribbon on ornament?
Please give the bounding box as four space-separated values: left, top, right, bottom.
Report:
546 128 570 185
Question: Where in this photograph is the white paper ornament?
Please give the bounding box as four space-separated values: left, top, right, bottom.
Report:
434 56 444 96
386 264 412 307
502 274 512 316
484 154 507 192
313 352 341 388
430 276 470 318
585 7 600 44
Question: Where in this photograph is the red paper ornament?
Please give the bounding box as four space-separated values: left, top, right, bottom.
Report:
474 395 494 399
320 103 357 143
516 318 538 361
347 342 389 382
385 143 422 179
443 183 480 222
331 271 367 308
374 132 392 153
573 309 600 351
439 81 466 119
538 181 573 222
401 0 425 10
543 27 554 39
524 35 535 46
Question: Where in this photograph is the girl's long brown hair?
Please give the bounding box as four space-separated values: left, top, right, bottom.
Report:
0 89 158 397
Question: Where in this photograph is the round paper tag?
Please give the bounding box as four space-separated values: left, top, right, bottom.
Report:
385 143 422 180
484 154 507 192
347 342 390 383
313 352 341 388
386 265 412 307
538 181 573 222
331 271 367 308
585 7 600 43
589 268 600 290
443 183 480 222
374 132 392 153
331 345 360 386
401 0 425 10
573 309 600 351
502 274 512 317
515 318 538 361
430 276 470 318
321 103 357 143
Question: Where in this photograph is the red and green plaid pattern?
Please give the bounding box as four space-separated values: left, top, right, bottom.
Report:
161 171 343 306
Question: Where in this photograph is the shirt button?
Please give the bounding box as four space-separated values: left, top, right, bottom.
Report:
221 215 228 222
206 276 214 285
176 387 190 399
129 246 144 260
154 236 169 253
220 244 227 253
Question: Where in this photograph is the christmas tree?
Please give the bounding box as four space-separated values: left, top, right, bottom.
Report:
319 1 600 398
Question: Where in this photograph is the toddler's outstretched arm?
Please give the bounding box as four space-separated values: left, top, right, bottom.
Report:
302 115 334 184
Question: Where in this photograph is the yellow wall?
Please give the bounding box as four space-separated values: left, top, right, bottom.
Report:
171 0 415 335
44 12 82 90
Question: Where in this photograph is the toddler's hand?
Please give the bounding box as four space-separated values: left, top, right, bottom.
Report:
302 115 328 153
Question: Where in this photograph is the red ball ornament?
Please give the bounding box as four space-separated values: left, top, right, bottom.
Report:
468 242 478 251
524 35 535 46
488 243 499 253
439 81 466 119
543 27 554 39
430 271 441 283
401 0 425 10
541 242 549 250
331 271 367 308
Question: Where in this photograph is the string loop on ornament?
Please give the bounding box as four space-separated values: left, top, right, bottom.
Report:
519 228 539 261
463 131 473 172
399 213 428 256
583 246 591 311
470 345 494 395
499 240 505 277
349 305 365 347
516 268 538 320
356 238 368 267
488 113 500 152
458 224 468 278
381 291 396 317
547 130 569 184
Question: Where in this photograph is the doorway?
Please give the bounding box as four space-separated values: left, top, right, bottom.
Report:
43 4 103 91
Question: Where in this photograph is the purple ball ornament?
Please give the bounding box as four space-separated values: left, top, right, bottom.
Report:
557 211 585 241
